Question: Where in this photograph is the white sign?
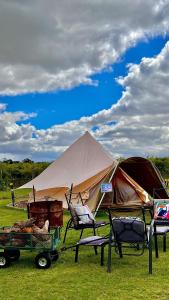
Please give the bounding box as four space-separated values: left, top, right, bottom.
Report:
101 183 113 193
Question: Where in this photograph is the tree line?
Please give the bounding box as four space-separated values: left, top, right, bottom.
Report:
0 159 50 190
0 157 169 191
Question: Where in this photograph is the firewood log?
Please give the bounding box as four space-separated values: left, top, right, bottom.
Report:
13 218 36 229
21 227 33 233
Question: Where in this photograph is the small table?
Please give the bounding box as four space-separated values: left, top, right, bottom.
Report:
75 236 109 266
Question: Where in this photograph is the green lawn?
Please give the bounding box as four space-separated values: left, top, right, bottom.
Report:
0 198 169 300
0 189 31 200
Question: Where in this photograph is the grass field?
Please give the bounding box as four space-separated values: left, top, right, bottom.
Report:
1 196 169 300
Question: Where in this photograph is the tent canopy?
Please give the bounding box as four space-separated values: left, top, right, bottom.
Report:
19 132 168 211
98 157 168 211
99 167 149 209
20 131 115 191
19 131 116 207
119 157 168 199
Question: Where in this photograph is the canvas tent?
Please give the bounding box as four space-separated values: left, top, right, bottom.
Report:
19 131 116 208
119 157 168 199
19 132 168 211
97 167 149 210
97 157 169 212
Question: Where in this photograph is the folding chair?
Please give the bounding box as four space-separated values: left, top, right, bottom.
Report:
107 210 153 274
109 205 169 255
63 188 107 245
143 205 169 256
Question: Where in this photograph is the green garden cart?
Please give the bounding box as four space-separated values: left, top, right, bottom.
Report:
0 226 61 269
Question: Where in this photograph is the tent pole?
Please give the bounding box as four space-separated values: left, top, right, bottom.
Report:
70 183 73 202
94 162 119 217
33 185 36 202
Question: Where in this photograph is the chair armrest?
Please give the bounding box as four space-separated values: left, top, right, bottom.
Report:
77 213 90 217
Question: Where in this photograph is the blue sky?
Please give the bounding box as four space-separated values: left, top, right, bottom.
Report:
0 1 169 161
1 35 168 129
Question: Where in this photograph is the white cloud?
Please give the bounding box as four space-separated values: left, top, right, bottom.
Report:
90 41 169 157
0 0 169 95
1 36 169 162
0 1 169 160
27 40 169 160
0 103 7 111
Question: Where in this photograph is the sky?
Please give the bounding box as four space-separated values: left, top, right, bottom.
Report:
0 0 169 161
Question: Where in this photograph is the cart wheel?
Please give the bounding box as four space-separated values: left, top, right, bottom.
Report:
4 249 20 262
35 253 52 269
0 253 11 268
50 250 59 262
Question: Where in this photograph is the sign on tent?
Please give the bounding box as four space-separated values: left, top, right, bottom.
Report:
101 183 113 193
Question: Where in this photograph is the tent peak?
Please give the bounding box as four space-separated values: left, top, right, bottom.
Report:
81 131 95 139
19 131 115 191
74 131 114 161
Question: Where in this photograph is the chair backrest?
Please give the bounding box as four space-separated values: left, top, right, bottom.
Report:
65 188 86 227
112 218 146 243
68 203 79 227
107 206 151 229
65 191 84 207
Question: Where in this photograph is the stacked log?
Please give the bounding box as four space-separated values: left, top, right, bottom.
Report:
0 219 51 248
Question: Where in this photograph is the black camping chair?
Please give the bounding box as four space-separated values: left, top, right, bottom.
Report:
109 205 169 255
151 201 169 258
63 188 108 245
107 209 153 274
142 205 169 256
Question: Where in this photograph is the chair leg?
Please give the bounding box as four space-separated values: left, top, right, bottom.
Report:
94 245 98 255
79 229 84 240
63 220 71 244
107 239 112 273
93 225 96 236
75 245 79 262
154 234 159 258
148 241 152 274
101 245 105 266
93 226 98 255
163 234 166 252
118 243 123 258
148 222 153 274
136 243 140 250
154 224 159 258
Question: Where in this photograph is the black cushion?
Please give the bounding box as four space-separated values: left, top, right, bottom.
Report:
112 218 145 243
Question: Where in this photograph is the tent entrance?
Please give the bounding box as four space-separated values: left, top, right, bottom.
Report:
100 167 149 209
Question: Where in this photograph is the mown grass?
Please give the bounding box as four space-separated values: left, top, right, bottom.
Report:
0 189 31 200
0 196 169 300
